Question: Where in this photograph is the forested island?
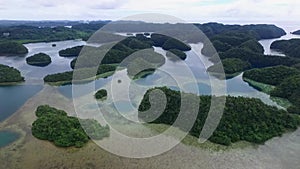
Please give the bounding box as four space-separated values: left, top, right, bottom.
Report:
99 34 185 65
0 25 91 43
138 87 300 146
271 39 300 58
95 89 107 100
166 49 187 60
44 64 117 85
26 53 52 66
50 33 188 85
192 23 299 78
0 64 24 84
32 105 109 148
59 46 83 57
243 66 300 114
292 30 300 35
0 41 28 55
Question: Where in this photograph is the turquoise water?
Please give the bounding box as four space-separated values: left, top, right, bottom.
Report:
0 130 20 148
0 85 43 122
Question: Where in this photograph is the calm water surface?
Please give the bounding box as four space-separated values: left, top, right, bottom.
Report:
0 25 299 150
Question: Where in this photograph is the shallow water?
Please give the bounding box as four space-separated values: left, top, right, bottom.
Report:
0 130 19 148
0 40 86 84
0 85 43 122
0 26 298 151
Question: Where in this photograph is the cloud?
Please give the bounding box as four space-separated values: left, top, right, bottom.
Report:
0 0 299 23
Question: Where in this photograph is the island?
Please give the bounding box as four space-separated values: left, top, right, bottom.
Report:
292 30 300 35
0 25 92 43
95 89 107 100
26 53 52 67
270 39 300 58
32 105 109 148
166 49 187 60
59 45 83 57
44 64 117 85
207 58 251 78
0 64 24 84
138 87 300 146
150 33 191 51
0 41 28 55
243 66 300 114
132 68 156 79
198 24 298 78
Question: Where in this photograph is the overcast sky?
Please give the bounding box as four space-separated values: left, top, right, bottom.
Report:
0 0 299 24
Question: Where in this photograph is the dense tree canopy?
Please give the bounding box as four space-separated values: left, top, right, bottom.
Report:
243 66 300 86
150 33 191 51
0 41 28 55
0 64 24 83
199 24 292 78
32 105 109 148
271 75 300 115
95 89 107 100
166 49 187 60
208 58 251 75
44 64 117 84
218 48 299 68
0 25 90 43
59 46 83 57
271 39 300 58
138 87 300 146
292 30 300 35
44 71 73 84
26 53 52 67
243 65 300 115
196 23 286 39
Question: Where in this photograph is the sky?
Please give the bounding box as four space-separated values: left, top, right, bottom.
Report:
0 0 299 24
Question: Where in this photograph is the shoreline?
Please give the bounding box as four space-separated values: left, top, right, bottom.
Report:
0 85 300 168
243 77 292 109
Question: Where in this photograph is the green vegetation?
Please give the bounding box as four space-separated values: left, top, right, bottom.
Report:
70 58 77 69
138 87 300 146
26 53 52 67
199 24 298 78
150 33 191 51
243 66 300 114
125 49 165 79
196 23 286 40
0 41 28 55
32 105 109 148
240 39 264 54
271 39 300 58
271 75 300 115
243 78 275 94
162 38 191 51
95 89 108 100
59 46 83 57
133 68 155 80
292 30 300 35
208 58 251 75
44 71 73 85
166 49 187 60
44 64 117 85
203 32 296 77
0 25 91 43
216 48 298 69
243 66 300 86
271 75 300 101
101 36 153 64
0 64 24 84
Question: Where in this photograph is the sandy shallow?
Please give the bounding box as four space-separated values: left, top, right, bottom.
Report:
0 85 300 169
